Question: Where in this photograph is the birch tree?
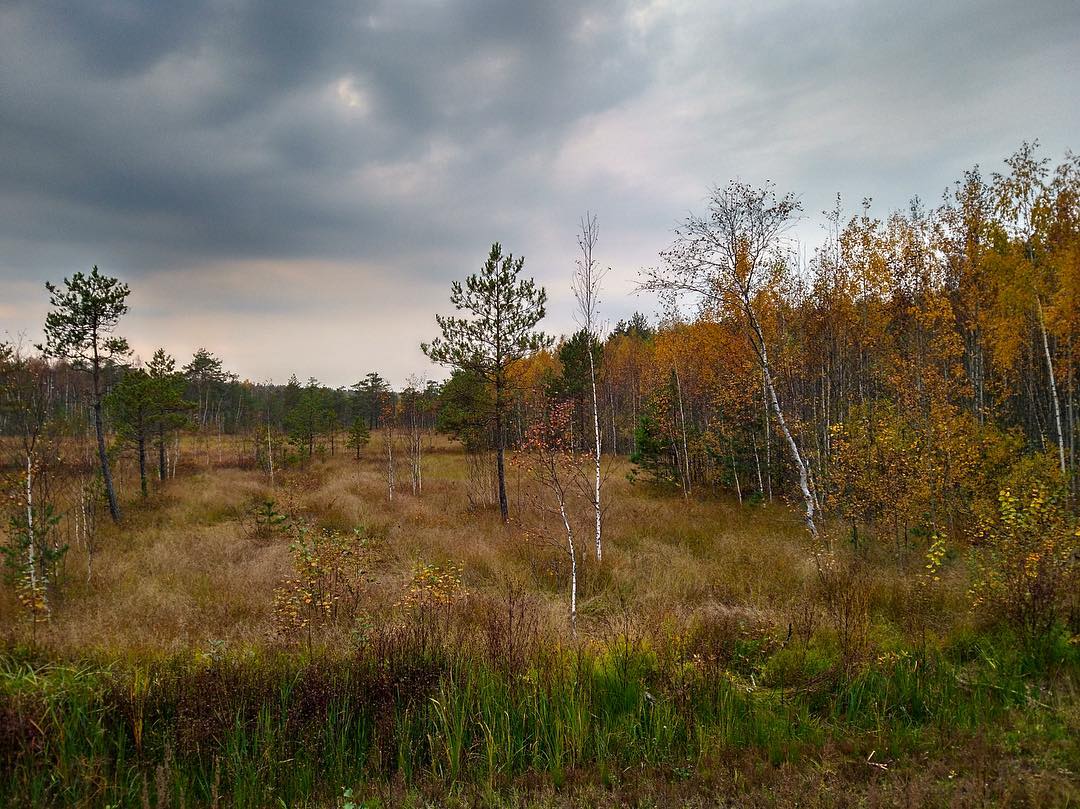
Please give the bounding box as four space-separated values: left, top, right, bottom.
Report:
519 400 586 633
0 345 64 620
401 376 428 495
572 212 607 561
382 394 397 502
993 142 1066 476
643 181 820 539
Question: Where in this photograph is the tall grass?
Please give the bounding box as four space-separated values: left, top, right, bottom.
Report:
2 446 1076 806
2 621 1073 809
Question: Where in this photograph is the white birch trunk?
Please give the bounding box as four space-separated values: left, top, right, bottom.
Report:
748 308 818 539
267 422 275 486
556 486 577 634
26 454 38 606
752 433 764 497
673 363 691 497
387 431 395 502
1037 297 1067 476
588 347 602 562
730 447 742 504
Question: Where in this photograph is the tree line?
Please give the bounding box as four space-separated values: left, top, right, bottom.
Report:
2 140 1077 642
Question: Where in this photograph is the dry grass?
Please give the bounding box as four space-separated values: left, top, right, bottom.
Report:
2 430 970 656
2 432 1077 808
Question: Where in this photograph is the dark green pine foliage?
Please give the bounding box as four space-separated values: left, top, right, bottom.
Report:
146 349 193 483
423 242 552 521
283 375 303 412
550 329 603 451
109 351 194 497
630 408 679 487
436 369 493 452
106 370 156 498
285 378 330 463
352 372 390 429
39 266 130 522
346 417 371 460
611 311 654 341
182 348 228 429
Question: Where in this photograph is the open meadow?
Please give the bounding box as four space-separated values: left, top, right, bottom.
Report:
1 434 1076 808
4 4 1080 806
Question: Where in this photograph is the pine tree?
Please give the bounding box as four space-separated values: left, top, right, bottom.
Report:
285 378 327 463
352 372 390 429
146 349 192 483
40 266 130 522
551 329 602 448
435 369 493 451
346 417 371 460
183 348 226 429
107 370 156 498
423 242 553 521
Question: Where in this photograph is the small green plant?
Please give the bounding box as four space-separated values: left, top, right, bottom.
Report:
346 418 371 461
249 499 288 540
1 497 65 622
341 786 357 809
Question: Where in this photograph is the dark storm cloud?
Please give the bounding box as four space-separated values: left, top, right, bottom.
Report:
0 0 661 274
1 0 1077 385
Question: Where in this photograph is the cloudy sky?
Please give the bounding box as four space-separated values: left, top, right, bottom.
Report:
1 0 1077 387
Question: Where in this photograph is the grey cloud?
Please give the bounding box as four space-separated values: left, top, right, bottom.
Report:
1 0 1077 385
0 0 660 279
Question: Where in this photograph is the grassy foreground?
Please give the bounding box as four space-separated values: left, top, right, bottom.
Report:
0 437 1077 807
1 628 1078 807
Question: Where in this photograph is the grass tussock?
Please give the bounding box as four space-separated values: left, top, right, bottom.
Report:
2 605 1076 808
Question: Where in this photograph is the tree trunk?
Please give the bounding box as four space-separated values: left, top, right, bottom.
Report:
1037 297 1067 476
137 432 148 498
26 454 38 607
386 429 395 502
610 386 617 456
730 446 742 504
267 415 275 486
587 346 603 561
495 378 509 522
752 433 764 497
673 363 691 498
157 425 167 482
555 480 577 634
747 308 817 539
410 426 422 495
763 372 773 501
94 399 121 521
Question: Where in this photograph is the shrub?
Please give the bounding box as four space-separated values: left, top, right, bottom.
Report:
271 522 379 643
970 483 1079 648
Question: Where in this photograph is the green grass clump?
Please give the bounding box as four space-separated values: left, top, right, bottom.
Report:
1 623 1075 808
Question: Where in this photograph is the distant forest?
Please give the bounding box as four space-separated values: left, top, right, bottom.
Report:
2 141 1078 638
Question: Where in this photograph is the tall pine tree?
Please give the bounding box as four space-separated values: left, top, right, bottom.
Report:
40 266 130 522
423 242 552 521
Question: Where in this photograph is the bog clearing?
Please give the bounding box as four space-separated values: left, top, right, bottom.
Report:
0 434 1076 808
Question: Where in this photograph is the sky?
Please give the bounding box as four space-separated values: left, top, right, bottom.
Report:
1 0 1078 388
